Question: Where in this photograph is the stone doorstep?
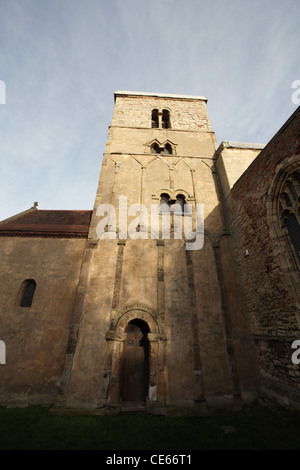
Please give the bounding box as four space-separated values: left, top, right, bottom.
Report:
120 401 146 412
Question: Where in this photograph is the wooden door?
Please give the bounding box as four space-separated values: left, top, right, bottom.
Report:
120 322 149 402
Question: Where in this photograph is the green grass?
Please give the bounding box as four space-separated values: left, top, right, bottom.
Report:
0 400 299 450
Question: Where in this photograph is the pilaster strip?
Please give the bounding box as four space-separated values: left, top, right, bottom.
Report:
185 250 204 401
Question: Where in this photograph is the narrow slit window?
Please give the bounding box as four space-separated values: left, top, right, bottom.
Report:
151 109 159 128
20 279 36 308
162 109 170 129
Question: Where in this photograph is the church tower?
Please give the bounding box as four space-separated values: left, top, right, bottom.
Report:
57 91 259 413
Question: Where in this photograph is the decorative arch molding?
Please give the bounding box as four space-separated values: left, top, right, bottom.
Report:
151 188 193 202
145 139 177 155
104 304 167 407
266 154 300 311
106 304 166 342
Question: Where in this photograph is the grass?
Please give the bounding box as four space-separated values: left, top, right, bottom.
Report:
0 400 299 450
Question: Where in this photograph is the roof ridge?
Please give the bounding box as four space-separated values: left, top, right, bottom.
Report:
0 202 38 226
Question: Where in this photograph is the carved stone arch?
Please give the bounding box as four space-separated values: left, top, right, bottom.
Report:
105 304 166 409
173 188 193 201
152 188 173 201
113 304 161 338
146 138 161 147
267 155 300 234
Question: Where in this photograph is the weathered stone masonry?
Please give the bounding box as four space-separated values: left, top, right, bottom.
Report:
0 92 299 413
217 106 300 409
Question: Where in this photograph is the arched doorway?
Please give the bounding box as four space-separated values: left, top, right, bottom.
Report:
120 319 150 403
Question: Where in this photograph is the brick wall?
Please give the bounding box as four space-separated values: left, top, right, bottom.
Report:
223 106 300 408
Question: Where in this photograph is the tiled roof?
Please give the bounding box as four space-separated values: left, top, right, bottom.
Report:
0 209 92 238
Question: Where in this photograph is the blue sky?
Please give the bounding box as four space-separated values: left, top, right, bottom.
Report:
0 0 299 220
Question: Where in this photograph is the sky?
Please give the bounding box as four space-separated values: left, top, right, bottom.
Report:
0 0 299 221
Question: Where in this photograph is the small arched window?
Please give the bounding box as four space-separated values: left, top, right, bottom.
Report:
20 279 36 308
174 194 186 213
160 193 171 212
151 142 160 154
164 143 172 155
151 109 159 128
162 109 170 129
170 194 186 213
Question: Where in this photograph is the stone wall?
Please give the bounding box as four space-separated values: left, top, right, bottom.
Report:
215 142 264 197
112 92 213 131
0 237 86 405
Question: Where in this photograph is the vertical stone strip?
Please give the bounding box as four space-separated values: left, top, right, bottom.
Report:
213 241 240 397
185 249 204 401
111 162 120 206
111 241 125 313
169 165 174 190
156 239 166 406
100 239 126 405
190 168 199 232
141 165 146 206
157 240 165 321
55 240 97 406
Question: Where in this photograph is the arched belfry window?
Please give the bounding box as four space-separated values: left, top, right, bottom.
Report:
160 193 171 212
151 142 160 154
173 194 186 213
162 109 171 129
278 171 300 263
19 279 36 307
159 193 186 213
151 109 171 129
164 143 172 155
149 140 174 155
151 109 159 128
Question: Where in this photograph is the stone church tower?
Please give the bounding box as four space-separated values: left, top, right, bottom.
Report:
56 91 259 412
2 91 298 414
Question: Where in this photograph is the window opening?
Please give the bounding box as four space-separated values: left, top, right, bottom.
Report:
160 193 171 212
151 109 159 128
20 279 36 308
164 143 172 155
162 109 170 129
151 142 160 154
